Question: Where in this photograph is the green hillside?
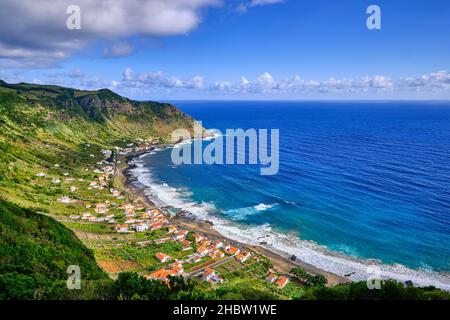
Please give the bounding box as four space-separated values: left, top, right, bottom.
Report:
0 80 195 209
0 80 197 299
0 199 110 300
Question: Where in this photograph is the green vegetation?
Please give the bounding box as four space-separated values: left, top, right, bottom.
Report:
0 80 197 300
0 199 108 299
291 266 328 287
298 280 450 300
112 272 217 300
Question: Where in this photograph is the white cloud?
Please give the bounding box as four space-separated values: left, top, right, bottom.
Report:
119 69 450 96
123 68 134 81
68 68 86 79
400 71 450 91
122 68 207 90
5 68 449 98
0 0 220 67
237 0 284 13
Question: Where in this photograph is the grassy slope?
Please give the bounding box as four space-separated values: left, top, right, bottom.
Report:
0 81 194 209
0 199 110 299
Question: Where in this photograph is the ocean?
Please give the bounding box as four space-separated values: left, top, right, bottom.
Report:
130 101 450 290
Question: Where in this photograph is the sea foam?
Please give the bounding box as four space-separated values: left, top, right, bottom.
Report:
130 152 450 291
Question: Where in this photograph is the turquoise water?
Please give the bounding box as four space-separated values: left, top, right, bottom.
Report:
130 101 450 289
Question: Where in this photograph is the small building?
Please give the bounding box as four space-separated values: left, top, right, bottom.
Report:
212 240 223 248
180 239 192 251
150 222 163 230
173 230 188 241
155 252 171 263
236 252 251 263
203 268 223 284
171 266 184 275
193 233 204 243
167 226 178 234
145 268 176 282
196 246 209 257
226 246 240 256
95 203 108 214
275 276 289 289
134 223 149 232
200 239 212 247
203 268 216 281
266 274 278 283
58 196 74 204
115 224 129 233
81 212 92 220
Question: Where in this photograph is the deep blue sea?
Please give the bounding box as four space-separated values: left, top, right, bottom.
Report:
131 101 450 289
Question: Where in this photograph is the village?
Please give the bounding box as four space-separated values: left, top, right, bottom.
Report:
42 140 297 296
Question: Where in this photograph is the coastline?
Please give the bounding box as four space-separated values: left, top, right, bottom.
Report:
122 145 349 287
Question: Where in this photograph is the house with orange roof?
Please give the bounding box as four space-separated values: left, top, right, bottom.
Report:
200 239 212 246
115 224 129 233
150 222 163 230
171 260 183 268
155 252 171 263
173 230 189 241
203 268 223 284
125 211 136 217
141 212 151 219
275 276 289 288
146 268 165 280
146 208 161 215
203 268 216 281
146 268 177 282
235 253 247 263
167 225 178 234
225 246 240 256
236 252 251 263
215 250 225 258
171 266 184 275
196 246 209 257
180 239 192 251
209 249 225 259
193 233 204 243
213 240 224 248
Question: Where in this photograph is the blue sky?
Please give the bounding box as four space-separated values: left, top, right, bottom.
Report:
0 0 449 100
